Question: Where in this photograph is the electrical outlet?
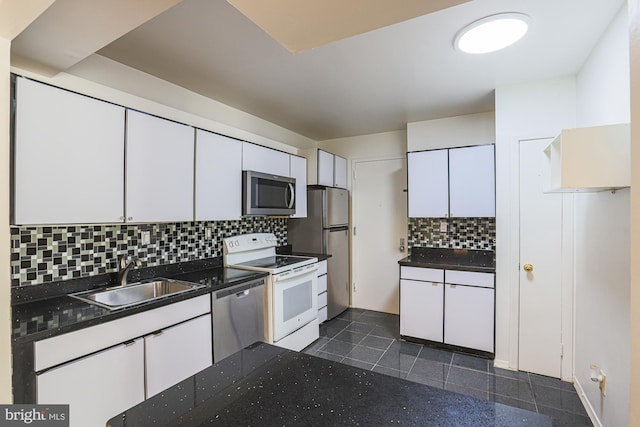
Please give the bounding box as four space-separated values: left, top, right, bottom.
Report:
205 228 212 239
440 221 448 233
140 231 150 245
599 369 606 395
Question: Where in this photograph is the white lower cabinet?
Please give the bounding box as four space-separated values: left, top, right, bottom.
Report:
37 338 145 427
400 279 443 342
399 266 495 353
443 285 494 353
145 314 213 397
35 295 212 426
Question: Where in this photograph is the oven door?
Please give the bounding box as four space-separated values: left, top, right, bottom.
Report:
272 264 318 342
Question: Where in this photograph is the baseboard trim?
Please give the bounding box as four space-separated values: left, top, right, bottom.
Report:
574 377 603 427
492 359 511 370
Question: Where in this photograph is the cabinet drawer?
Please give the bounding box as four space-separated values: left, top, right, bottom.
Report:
317 260 328 276
318 306 328 323
445 270 494 288
318 291 327 308
318 274 327 294
400 266 443 282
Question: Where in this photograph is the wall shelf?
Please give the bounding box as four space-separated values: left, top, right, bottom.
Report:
544 123 630 193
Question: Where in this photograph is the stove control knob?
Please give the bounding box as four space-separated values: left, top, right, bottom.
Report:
235 240 240 246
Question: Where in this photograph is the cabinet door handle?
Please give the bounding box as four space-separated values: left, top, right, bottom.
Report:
124 340 137 346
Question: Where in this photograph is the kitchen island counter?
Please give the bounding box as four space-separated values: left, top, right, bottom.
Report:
107 342 551 427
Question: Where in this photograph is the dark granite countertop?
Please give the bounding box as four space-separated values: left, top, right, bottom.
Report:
399 247 495 273
11 261 267 344
107 342 551 427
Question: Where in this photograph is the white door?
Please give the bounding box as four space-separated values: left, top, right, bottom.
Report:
353 157 407 314
519 138 563 378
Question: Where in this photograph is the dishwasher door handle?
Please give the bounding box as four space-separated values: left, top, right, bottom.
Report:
236 289 250 298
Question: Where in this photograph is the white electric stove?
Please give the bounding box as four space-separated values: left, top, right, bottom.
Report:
223 233 319 351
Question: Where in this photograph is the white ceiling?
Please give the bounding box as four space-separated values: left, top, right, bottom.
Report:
12 0 625 141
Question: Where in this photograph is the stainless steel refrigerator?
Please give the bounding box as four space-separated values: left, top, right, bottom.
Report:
288 186 349 320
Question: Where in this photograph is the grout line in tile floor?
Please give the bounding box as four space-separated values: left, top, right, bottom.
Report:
303 308 593 427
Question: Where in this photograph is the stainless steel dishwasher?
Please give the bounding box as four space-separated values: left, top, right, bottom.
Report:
212 276 267 363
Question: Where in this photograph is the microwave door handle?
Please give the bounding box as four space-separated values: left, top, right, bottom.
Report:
287 183 295 209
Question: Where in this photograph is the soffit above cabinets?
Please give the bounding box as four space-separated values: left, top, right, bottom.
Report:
10 0 183 75
225 0 470 53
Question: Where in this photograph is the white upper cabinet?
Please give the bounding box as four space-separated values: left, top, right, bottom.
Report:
317 149 335 186
333 155 348 188
289 155 307 218
407 145 495 218
312 149 347 188
195 130 242 220
126 110 194 223
242 142 290 177
407 149 449 218
449 145 495 217
14 77 125 225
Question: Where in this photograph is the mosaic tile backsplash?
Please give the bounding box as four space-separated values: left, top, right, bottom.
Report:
11 217 287 287
408 217 495 251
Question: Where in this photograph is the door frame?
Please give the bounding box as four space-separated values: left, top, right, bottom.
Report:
351 155 407 312
504 136 574 381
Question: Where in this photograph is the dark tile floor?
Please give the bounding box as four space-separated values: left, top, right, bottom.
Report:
303 308 592 427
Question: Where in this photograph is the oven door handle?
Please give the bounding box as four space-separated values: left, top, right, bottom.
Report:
273 266 318 282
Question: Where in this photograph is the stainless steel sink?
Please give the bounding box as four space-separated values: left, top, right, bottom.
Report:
70 279 205 310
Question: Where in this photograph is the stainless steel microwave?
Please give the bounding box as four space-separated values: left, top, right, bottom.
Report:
242 170 296 216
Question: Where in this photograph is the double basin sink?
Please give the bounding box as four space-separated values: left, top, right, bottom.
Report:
71 279 205 310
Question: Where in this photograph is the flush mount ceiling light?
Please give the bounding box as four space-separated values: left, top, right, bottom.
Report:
455 13 530 54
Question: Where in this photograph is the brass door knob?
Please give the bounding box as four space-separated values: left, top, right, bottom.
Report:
523 263 534 272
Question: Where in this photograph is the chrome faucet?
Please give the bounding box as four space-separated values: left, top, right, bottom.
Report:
118 255 141 286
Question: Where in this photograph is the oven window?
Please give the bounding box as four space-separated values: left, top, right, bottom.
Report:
283 280 313 322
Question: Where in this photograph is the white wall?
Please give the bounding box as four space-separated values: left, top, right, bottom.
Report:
573 6 630 427
494 77 576 371
407 112 495 152
1 36 12 403
629 0 640 424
